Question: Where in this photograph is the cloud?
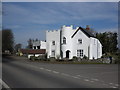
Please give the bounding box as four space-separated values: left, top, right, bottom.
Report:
2 0 120 2
3 2 118 26
3 2 118 47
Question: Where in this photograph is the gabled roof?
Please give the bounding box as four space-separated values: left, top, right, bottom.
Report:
71 27 94 38
20 49 46 54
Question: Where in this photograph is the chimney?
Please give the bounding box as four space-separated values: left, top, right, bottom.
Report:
86 25 90 30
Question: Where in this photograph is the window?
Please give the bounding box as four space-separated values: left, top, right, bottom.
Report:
52 41 55 45
51 50 55 57
37 46 40 49
63 37 66 44
77 49 83 57
78 39 82 44
94 39 96 45
34 46 36 49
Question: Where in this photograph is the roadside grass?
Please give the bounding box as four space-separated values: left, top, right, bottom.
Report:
28 56 107 64
5 54 118 64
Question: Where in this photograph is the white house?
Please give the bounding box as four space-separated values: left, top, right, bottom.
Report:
46 25 102 60
32 40 46 49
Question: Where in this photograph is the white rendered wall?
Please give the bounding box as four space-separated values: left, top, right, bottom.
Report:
32 40 46 49
40 41 46 49
72 29 90 59
46 30 60 59
28 54 42 58
46 25 102 60
32 40 41 49
61 25 75 59
89 37 102 59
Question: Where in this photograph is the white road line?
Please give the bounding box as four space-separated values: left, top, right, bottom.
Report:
111 86 118 88
77 75 88 78
52 71 59 74
39 67 44 70
91 78 99 81
71 76 79 79
0 79 10 89
77 75 81 77
109 83 113 85
45 69 51 72
61 73 70 76
115 84 119 86
84 79 90 82
77 75 85 77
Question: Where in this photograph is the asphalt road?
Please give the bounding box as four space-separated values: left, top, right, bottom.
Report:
2 56 119 88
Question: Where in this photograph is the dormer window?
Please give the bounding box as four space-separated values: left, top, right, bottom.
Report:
52 41 55 45
63 37 66 44
78 39 82 44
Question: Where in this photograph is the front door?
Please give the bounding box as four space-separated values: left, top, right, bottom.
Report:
66 50 70 58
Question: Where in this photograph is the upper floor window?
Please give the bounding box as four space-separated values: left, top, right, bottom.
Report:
94 39 96 45
78 39 82 44
52 41 55 45
63 37 66 44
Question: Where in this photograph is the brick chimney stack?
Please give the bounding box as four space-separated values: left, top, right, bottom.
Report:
86 25 90 30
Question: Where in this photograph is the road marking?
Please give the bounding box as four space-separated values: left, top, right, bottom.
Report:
71 76 79 79
115 84 119 86
61 73 70 76
77 75 85 77
109 83 113 85
91 78 99 81
77 75 89 78
111 86 118 88
84 79 90 82
52 71 59 74
45 69 51 72
40 67 44 70
0 79 10 89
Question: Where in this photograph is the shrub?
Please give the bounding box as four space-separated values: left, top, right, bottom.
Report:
29 56 37 61
83 55 88 59
72 56 78 61
38 55 46 60
48 57 56 62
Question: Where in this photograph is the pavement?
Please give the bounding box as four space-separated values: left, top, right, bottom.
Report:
2 56 119 88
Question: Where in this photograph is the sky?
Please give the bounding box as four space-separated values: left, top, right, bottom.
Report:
2 2 118 48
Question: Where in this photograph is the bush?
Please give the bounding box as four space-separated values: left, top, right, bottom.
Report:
29 56 38 61
83 55 88 59
37 55 46 61
72 56 78 61
48 57 56 62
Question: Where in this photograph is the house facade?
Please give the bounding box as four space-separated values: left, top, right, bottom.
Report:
46 25 102 59
32 40 46 50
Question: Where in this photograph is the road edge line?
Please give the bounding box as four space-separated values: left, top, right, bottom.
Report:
0 79 10 89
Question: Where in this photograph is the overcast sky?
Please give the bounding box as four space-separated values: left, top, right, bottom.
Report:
2 2 118 48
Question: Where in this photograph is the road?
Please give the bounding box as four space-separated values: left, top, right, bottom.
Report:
2 56 118 88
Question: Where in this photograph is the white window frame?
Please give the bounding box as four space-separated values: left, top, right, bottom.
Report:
78 39 82 44
51 50 55 57
77 49 83 57
63 37 66 44
52 41 55 45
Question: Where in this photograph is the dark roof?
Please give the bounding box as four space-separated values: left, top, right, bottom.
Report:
20 49 46 54
71 27 94 38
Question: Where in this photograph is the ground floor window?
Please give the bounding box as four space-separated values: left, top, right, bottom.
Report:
51 50 55 57
34 46 36 49
37 46 40 49
77 49 83 57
